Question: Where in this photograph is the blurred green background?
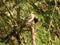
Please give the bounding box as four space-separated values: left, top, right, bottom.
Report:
0 0 60 45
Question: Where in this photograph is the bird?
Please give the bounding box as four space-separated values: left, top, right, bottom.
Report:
20 13 38 31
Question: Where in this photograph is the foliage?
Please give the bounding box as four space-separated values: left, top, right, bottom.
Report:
0 0 60 45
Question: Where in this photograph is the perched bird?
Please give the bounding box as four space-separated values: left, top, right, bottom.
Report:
20 13 38 29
